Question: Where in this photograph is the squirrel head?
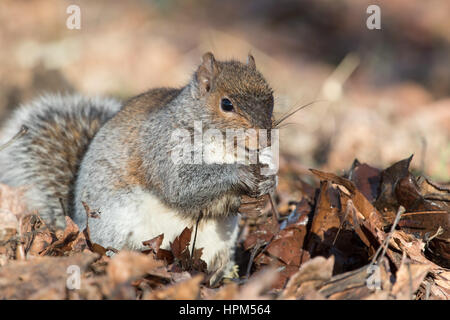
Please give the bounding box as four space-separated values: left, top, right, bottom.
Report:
190 52 274 130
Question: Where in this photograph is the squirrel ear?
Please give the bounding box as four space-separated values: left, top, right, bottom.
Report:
247 54 256 69
196 52 219 96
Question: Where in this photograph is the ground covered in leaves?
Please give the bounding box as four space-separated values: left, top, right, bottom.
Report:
0 155 448 300
0 0 449 300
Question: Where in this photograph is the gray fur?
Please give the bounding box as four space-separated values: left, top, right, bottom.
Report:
74 83 275 229
0 94 121 228
0 55 276 283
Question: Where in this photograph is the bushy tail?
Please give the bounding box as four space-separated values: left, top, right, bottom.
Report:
0 94 121 228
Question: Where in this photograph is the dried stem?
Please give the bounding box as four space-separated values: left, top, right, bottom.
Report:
371 205 405 265
190 211 203 260
268 193 279 222
0 125 28 152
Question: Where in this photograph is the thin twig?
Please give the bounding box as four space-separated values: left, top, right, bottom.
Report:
0 125 28 152
423 195 450 202
426 226 444 242
420 136 427 175
15 216 26 261
190 211 203 260
402 210 447 216
245 240 265 279
268 193 279 222
333 200 353 245
425 226 444 255
371 206 405 265
425 281 431 300
407 261 414 300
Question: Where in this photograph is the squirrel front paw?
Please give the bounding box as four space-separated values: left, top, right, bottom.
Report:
256 174 277 197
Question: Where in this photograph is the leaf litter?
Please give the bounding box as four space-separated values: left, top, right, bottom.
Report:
0 155 448 299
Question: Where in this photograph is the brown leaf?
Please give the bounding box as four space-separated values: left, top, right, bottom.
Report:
26 229 54 257
243 224 274 250
348 159 381 203
426 238 450 268
237 267 279 299
306 180 341 248
143 274 203 300
392 259 431 300
0 252 98 299
310 169 385 227
374 155 413 221
309 168 398 270
272 265 304 290
40 216 79 256
107 251 164 285
419 177 450 202
395 174 449 217
81 225 107 256
142 233 164 254
191 247 207 272
327 286 372 300
399 211 449 241
319 261 391 299
170 227 192 260
390 230 448 279
19 214 55 257
69 228 90 253
156 248 174 264
281 256 334 299
212 282 239 299
266 236 302 266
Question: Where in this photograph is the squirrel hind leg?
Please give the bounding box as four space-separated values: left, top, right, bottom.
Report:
208 247 237 287
193 213 240 286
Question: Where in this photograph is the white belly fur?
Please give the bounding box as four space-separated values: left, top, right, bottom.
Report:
88 187 240 270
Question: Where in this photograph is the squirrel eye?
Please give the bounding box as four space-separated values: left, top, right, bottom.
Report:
220 98 234 112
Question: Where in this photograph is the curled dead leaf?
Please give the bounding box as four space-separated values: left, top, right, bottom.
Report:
107 251 165 285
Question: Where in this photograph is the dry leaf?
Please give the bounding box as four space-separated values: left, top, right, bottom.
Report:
281 256 334 299
392 260 431 299
0 252 98 299
237 267 279 300
107 251 164 285
143 274 203 300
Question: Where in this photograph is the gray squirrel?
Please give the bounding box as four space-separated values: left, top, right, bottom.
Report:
0 53 277 283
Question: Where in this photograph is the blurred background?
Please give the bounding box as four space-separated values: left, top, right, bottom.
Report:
0 0 449 189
